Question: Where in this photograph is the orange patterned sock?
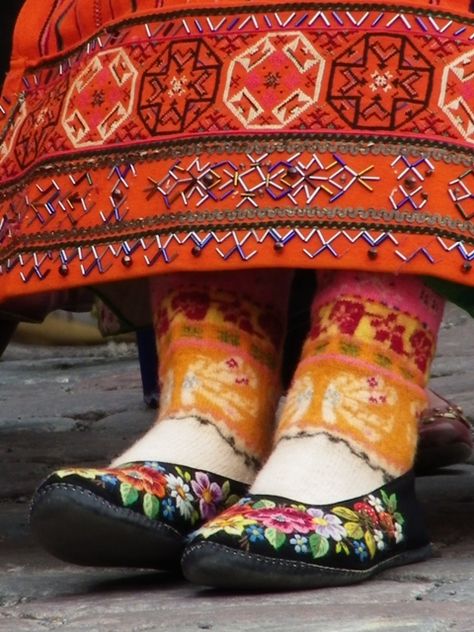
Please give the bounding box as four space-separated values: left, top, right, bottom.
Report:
115 270 292 483
252 271 444 503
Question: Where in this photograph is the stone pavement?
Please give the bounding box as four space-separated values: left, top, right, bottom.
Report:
1 304 474 632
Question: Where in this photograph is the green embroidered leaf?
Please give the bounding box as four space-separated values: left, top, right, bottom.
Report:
143 493 159 519
184 471 192 482
387 494 397 513
221 480 231 499
309 533 330 559
290 503 307 512
332 507 359 521
264 527 286 550
175 466 185 479
120 483 139 507
335 542 342 554
365 530 377 559
191 510 200 525
253 499 277 510
225 494 241 507
341 541 350 556
394 512 405 525
344 521 364 540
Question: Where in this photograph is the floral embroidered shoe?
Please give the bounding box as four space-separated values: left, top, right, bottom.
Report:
182 471 431 590
30 462 246 569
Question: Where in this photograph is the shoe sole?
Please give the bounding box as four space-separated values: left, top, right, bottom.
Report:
30 483 184 569
182 541 432 590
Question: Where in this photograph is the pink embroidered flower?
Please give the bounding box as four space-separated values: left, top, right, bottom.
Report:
191 472 223 520
370 312 405 355
171 289 210 321
329 299 366 335
409 328 433 374
251 507 314 534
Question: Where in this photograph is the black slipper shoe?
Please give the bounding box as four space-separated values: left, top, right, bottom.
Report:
182 470 431 590
30 462 246 569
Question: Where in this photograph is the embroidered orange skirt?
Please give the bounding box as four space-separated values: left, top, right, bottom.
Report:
1 0 474 316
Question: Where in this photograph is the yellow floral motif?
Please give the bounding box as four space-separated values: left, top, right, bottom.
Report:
321 373 397 442
180 355 258 422
159 343 277 459
197 514 257 538
277 357 425 477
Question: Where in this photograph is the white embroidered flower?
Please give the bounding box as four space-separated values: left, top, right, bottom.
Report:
367 494 384 513
307 508 347 541
166 474 194 518
374 529 386 551
394 522 404 544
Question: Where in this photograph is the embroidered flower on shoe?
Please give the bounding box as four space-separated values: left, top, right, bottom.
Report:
245 524 265 543
113 466 168 498
307 508 346 541
367 494 384 513
251 507 314 534
290 534 309 554
353 540 369 562
191 472 223 520
162 497 176 521
166 474 194 519
374 529 386 551
191 487 407 566
198 513 257 538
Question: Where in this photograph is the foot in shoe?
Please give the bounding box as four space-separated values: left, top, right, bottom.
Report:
30 270 292 569
182 471 431 590
182 272 444 589
30 461 247 569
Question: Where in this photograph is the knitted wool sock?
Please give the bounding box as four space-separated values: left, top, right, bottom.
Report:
251 271 445 504
114 271 292 484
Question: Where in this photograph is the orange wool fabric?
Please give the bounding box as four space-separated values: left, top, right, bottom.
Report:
277 355 425 476
275 272 444 477
151 272 289 468
1 0 474 306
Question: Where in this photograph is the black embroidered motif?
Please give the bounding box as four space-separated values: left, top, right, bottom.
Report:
138 39 222 135
327 34 434 131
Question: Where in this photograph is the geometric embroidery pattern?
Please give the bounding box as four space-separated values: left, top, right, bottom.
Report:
138 39 222 135
224 32 325 129
62 49 139 148
2 3 474 297
0 101 27 165
15 81 69 169
328 35 434 130
439 51 474 145
449 170 474 220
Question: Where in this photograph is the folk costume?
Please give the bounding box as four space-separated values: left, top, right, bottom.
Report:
1 0 472 588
